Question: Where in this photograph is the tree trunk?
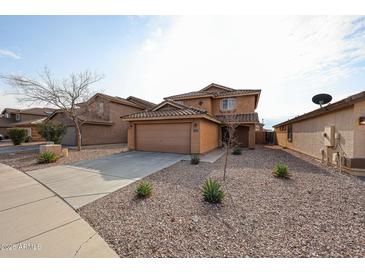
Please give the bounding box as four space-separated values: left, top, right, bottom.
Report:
223 144 229 182
73 119 82 151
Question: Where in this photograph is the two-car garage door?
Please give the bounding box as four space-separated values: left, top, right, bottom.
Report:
135 123 191 154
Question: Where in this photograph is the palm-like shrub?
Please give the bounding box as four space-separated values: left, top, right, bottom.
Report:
8 128 27 145
202 179 225 204
38 151 58 164
273 163 290 178
191 154 200 165
135 181 152 198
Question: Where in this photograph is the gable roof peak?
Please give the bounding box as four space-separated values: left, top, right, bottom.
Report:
200 83 234 92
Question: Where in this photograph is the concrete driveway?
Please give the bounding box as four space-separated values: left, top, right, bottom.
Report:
0 163 117 258
27 151 186 209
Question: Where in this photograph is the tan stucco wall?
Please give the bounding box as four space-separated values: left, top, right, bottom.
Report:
275 106 355 160
19 113 45 122
179 94 257 116
248 124 255 149
199 119 219 154
49 112 74 126
212 95 256 115
353 100 365 158
179 98 212 114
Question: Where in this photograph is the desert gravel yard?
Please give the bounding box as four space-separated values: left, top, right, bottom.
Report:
0 144 127 172
79 146 365 258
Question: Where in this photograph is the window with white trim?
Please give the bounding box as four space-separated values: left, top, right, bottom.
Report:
221 98 235 111
15 113 21 121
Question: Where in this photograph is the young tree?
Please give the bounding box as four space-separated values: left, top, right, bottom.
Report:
221 113 241 182
1 68 103 151
220 113 241 213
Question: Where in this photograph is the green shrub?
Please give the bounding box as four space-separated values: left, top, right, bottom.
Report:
135 181 152 198
191 154 200 165
232 146 242 155
273 163 290 178
202 179 225 204
8 128 27 145
37 122 67 144
38 151 58 164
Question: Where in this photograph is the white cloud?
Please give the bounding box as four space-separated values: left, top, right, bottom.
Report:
119 16 365 127
0 48 20 59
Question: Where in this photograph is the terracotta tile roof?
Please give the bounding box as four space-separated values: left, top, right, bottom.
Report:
152 99 207 112
94 93 144 109
124 108 206 119
273 90 365 128
126 96 156 109
122 101 207 120
215 113 259 123
165 83 261 100
1 107 55 116
11 117 47 126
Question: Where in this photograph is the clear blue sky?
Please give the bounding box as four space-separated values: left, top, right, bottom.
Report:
1 16 365 129
0 15 170 95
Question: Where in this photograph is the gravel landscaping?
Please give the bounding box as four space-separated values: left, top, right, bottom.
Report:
79 146 365 258
0 144 128 172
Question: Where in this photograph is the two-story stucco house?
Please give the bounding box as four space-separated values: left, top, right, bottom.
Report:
48 93 155 146
0 107 55 140
122 83 261 154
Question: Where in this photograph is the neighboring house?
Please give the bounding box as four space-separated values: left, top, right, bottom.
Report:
0 107 54 140
122 83 261 154
48 93 155 146
273 90 365 176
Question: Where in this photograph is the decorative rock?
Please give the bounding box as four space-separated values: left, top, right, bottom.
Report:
191 215 199 223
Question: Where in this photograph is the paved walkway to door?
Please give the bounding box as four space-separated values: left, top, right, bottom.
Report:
0 163 118 258
27 151 186 209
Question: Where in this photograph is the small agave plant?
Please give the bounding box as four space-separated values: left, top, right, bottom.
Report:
202 179 225 204
135 181 152 198
273 163 290 179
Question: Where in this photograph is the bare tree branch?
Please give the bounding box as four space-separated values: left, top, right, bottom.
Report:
0 67 104 151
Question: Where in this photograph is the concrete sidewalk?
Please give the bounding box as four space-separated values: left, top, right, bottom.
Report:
0 163 118 258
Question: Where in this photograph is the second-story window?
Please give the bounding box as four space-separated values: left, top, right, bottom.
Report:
15 113 21 121
221 98 235 111
96 102 104 115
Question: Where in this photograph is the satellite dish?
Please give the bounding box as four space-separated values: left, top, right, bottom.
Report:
312 93 332 108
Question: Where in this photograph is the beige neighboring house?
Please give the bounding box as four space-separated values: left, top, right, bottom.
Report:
122 83 261 154
273 90 365 176
47 93 155 146
0 107 55 141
